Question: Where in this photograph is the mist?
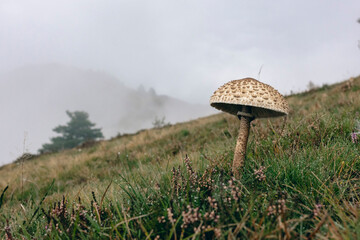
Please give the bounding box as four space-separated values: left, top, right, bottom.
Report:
0 64 214 165
0 1 360 165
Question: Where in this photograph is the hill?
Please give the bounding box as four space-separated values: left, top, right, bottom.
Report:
0 64 214 165
0 76 359 239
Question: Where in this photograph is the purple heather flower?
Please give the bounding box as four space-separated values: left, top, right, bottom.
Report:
351 132 358 143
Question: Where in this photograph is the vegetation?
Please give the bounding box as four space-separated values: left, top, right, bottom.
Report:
39 111 104 153
152 116 171 129
0 76 359 239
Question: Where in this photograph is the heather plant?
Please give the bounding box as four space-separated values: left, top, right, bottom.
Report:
2 149 359 239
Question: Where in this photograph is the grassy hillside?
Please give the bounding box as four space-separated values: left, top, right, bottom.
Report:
1 76 360 239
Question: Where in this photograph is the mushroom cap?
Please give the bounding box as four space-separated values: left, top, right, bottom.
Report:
210 78 289 118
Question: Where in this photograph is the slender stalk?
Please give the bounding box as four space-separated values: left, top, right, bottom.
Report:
232 107 253 178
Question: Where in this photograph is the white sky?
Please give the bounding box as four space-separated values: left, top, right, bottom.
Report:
0 0 359 104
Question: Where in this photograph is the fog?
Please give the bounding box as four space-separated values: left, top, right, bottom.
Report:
0 64 214 164
0 0 360 165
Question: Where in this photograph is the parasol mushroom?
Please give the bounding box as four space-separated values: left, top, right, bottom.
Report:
210 78 289 178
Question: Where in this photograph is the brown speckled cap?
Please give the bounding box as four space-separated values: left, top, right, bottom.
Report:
210 78 289 118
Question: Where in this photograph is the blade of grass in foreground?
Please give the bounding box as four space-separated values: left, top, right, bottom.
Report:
0 186 8 209
28 179 55 224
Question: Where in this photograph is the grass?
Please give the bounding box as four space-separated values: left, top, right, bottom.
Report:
0 76 360 239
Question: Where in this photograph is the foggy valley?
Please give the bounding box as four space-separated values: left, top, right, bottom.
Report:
0 64 215 165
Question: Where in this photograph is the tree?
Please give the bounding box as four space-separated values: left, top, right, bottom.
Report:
307 81 317 91
39 111 103 153
152 116 170 128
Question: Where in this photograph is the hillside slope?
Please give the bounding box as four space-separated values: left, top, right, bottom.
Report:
0 76 359 239
0 64 214 165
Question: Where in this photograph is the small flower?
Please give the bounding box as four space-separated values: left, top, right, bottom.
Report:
181 205 200 229
214 228 222 238
313 203 322 217
254 166 266 181
267 198 287 216
267 205 276 216
351 131 358 143
157 216 166 223
167 208 175 224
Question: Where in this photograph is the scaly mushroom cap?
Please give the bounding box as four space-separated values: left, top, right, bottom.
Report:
210 78 289 118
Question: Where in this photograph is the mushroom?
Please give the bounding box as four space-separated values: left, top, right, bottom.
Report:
210 78 289 178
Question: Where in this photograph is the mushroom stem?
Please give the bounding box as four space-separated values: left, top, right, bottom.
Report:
233 106 253 178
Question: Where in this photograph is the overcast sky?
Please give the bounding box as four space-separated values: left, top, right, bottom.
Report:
0 0 359 104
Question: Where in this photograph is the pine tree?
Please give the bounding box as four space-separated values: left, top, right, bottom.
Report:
39 111 103 153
